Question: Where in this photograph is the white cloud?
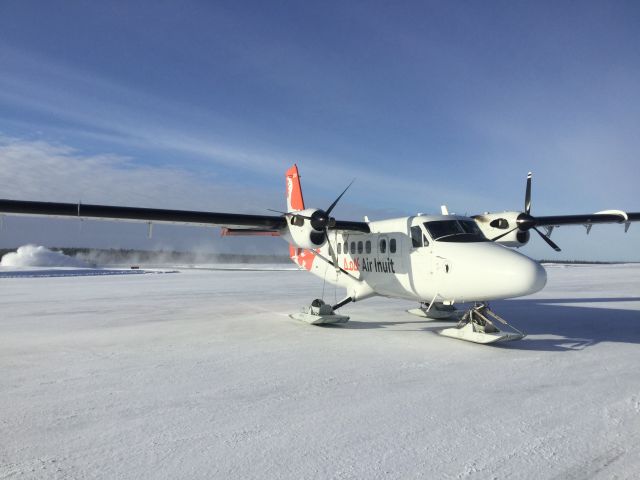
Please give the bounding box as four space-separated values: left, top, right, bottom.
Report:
0 47 490 212
0 135 281 211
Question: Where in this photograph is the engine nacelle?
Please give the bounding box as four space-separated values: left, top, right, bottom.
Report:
281 208 328 250
473 211 530 248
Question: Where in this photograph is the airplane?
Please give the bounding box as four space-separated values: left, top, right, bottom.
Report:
1 165 638 344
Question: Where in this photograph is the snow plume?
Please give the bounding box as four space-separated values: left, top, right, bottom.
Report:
0 245 90 268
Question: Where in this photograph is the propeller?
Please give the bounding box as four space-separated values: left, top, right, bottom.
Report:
491 173 561 252
272 180 355 270
314 180 355 270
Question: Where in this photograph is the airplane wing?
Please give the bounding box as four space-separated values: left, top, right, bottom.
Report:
472 172 640 251
0 199 370 232
473 209 640 252
532 211 640 227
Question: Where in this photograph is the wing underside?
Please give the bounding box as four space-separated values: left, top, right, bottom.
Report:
534 212 640 226
0 199 370 233
0 199 287 229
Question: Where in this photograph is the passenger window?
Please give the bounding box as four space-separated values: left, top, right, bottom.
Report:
337 243 341 254
344 242 348 253
365 240 371 254
357 241 363 254
379 239 386 254
350 242 356 254
390 238 397 253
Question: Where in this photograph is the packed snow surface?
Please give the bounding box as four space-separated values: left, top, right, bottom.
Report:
2 264 640 479
0 245 90 268
0 246 181 278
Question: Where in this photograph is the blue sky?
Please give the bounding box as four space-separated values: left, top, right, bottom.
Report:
1 1 639 260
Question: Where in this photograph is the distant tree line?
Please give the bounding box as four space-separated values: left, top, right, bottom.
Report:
0 247 290 264
537 259 635 264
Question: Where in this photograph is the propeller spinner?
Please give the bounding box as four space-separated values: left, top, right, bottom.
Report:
491 173 561 252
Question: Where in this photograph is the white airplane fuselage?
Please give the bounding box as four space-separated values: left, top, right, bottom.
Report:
285 214 547 306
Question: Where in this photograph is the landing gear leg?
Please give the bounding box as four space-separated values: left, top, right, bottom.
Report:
439 303 525 344
290 297 351 325
332 296 353 311
407 302 463 320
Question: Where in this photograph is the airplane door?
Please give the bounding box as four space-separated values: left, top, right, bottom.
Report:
369 234 401 296
408 226 433 298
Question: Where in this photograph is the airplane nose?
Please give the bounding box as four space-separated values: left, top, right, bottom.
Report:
487 249 547 298
436 243 547 301
513 256 547 296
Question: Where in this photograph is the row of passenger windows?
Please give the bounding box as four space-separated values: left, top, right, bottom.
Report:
336 238 397 255
333 221 484 257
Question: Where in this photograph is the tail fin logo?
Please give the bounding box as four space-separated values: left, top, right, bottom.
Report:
285 164 305 212
289 245 316 271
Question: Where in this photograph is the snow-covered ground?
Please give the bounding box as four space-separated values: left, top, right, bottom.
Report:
1 264 640 479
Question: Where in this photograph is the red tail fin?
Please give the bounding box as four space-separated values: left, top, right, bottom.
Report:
285 165 316 269
285 164 305 212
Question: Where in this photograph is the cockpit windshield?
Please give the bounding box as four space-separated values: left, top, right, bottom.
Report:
424 220 488 243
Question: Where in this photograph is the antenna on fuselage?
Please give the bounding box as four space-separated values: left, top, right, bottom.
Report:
440 205 449 215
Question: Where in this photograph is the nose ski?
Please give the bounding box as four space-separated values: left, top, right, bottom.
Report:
439 303 525 344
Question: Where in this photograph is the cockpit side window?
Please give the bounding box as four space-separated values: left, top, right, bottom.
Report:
411 226 421 248
411 226 429 248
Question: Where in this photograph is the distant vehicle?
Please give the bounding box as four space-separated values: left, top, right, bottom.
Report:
1 166 638 344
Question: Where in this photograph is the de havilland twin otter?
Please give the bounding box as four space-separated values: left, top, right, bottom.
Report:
1 165 638 344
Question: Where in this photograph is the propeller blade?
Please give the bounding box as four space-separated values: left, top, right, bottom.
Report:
325 228 340 271
533 226 561 251
525 172 532 215
267 208 315 220
491 227 518 241
326 179 355 215
267 208 287 215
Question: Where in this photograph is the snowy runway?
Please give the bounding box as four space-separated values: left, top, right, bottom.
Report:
2 264 640 479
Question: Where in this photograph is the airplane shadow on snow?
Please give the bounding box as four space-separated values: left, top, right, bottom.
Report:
492 297 640 351
338 297 640 352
